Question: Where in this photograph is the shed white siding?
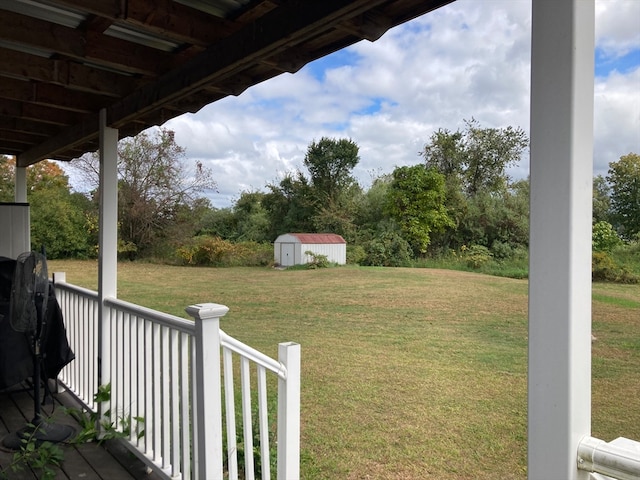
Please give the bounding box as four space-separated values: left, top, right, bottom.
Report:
274 233 346 266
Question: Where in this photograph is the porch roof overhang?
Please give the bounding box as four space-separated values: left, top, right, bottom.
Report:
0 0 454 168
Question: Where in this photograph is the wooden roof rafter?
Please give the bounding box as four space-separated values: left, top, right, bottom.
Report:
0 0 454 167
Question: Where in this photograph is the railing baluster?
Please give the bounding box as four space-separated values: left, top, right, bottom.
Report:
257 366 270 480
223 347 238 480
152 322 162 464
129 314 138 443
180 332 191 480
116 309 124 427
123 311 131 436
161 325 171 470
144 318 152 456
170 329 180 476
90 297 97 410
135 316 144 447
241 357 255 480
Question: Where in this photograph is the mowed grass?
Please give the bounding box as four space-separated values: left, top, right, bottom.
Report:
48 261 640 479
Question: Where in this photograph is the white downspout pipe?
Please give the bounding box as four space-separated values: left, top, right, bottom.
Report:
528 0 595 479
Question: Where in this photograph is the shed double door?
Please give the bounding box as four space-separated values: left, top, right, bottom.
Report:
280 243 295 266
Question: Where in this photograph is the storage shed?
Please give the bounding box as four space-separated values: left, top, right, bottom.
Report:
274 233 346 267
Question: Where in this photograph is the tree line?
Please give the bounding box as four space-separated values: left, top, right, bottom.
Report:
1 121 638 275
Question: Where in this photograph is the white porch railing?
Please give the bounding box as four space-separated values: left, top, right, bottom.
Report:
53 272 300 480
577 436 640 480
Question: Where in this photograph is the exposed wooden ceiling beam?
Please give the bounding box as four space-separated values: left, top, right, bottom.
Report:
17 0 391 166
0 47 139 97
106 0 390 123
0 117 60 137
338 11 393 42
54 0 236 46
7 0 456 167
0 8 185 76
0 77 111 113
0 129 48 145
0 99 84 126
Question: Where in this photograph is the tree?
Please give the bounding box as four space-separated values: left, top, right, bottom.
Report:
304 137 360 204
458 180 529 255
233 190 270 242
354 175 391 235
72 128 216 257
1 157 92 258
420 120 529 253
607 153 640 239
463 119 528 196
421 119 528 197
593 174 611 224
262 172 315 240
197 206 236 239
423 129 465 179
385 165 453 254
263 137 362 241
0 155 15 202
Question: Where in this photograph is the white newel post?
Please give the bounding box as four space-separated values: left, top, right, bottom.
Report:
98 108 118 426
186 303 228 480
277 341 301 480
528 0 594 479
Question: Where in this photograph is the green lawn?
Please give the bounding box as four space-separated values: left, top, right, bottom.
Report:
48 261 640 479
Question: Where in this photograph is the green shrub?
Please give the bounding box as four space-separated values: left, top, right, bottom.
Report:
346 245 367 265
593 221 623 252
305 251 330 269
610 233 640 276
490 240 513 260
592 251 639 283
362 232 413 267
175 236 272 267
464 244 492 269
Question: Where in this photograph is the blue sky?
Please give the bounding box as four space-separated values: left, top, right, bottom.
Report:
161 0 640 208
596 48 640 76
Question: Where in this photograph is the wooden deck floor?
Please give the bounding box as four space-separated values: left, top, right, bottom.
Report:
0 383 161 480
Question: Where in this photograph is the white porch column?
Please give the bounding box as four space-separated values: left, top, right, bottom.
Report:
98 109 118 417
528 1 594 479
14 165 27 203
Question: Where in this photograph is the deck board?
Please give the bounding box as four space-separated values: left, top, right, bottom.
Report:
0 383 161 480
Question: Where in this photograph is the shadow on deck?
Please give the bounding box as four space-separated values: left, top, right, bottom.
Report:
0 382 162 480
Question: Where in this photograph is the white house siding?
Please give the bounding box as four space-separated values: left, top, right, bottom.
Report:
0 203 30 259
274 233 346 266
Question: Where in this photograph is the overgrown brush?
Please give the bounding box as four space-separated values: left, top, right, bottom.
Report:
175 236 272 267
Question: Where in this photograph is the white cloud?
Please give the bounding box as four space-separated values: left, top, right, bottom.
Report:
161 0 639 208
596 0 640 58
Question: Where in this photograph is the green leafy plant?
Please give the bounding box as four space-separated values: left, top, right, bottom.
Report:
305 251 330 269
0 423 64 480
222 396 277 479
66 383 145 445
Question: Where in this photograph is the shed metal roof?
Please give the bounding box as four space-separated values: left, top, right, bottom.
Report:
284 233 346 244
0 0 454 168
